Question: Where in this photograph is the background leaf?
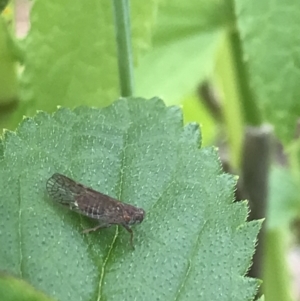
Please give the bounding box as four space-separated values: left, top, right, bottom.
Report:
0 16 17 105
19 0 158 112
0 98 260 300
0 274 55 301
235 0 300 143
135 0 231 105
267 167 300 230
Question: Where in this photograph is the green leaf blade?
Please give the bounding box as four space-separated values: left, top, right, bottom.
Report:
235 0 300 142
0 98 260 300
19 0 158 114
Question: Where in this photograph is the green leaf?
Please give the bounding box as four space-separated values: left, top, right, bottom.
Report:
130 0 158 55
182 93 217 146
0 98 261 300
0 16 18 104
135 0 231 105
235 0 300 143
0 0 9 13
267 167 300 229
0 274 55 301
19 0 158 112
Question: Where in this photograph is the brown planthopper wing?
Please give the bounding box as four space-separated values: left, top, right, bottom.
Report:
46 173 80 208
46 173 125 224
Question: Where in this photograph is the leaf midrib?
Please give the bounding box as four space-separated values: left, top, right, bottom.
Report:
96 122 130 301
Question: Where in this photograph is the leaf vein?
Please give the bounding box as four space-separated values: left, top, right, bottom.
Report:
18 178 23 277
96 126 129 301
174 221 208 301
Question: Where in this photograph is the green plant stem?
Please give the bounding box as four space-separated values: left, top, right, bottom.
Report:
112 0 134 97
228 29 262 125
264 229 294 301
227 0 262 126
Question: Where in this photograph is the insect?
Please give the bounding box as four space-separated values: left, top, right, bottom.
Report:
46 173 145 248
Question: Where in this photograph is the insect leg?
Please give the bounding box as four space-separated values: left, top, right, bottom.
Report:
82 223 110 234
121 223 134 249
